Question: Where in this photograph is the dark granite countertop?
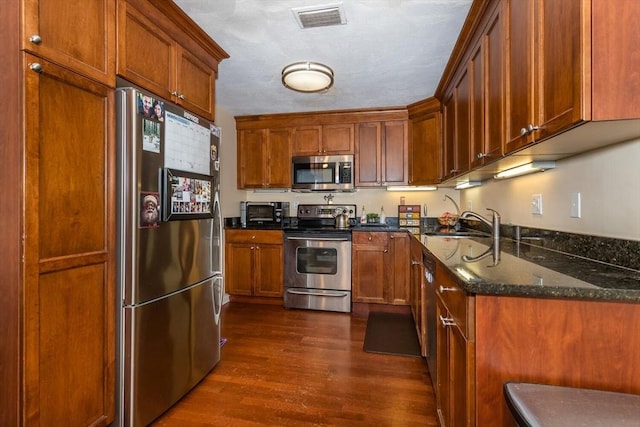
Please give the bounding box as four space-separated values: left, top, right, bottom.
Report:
419 234 640 303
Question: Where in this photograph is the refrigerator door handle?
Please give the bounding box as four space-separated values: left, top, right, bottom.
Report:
212 276 223 325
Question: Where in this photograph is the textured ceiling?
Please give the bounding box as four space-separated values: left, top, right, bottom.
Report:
173 0 473 117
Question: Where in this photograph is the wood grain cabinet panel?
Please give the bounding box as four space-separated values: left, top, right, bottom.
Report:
23 55 115 427
409 108 441 185
21 0 116 86
355 121 408 187
352 231 410 306
237 128 291 189
293 124 354 155
117 0 224 120
225 230 284 298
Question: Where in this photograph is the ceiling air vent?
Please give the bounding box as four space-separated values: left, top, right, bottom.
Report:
291 3 347 29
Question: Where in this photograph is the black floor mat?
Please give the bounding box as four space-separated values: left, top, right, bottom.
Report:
363 311 421 357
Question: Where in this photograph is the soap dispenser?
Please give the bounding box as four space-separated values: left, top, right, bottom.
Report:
360 206 367 224
380 206 386 224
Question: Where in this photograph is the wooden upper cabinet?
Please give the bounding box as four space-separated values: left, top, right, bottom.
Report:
21 0 116 86
293 124 354 155
355 121 408 187
323 124 355 154
176 44 216 120
117 0 227 121
442 91 456 181
409 110 441 185
382 121 408 185
237 128 291 188
293 126 322 155
454 68 471 175
470 2 505 169
505 0 583 153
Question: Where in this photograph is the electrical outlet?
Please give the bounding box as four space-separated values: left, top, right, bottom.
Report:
570 192 581 218
466 199 473 211
531 194 543 215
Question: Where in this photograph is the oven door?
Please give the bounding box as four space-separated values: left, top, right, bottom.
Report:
284 233 351 291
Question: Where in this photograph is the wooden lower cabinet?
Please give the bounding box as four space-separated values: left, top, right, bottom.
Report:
436 264 474 427
352 231 410 305
225 230 283 297
432 258 640 426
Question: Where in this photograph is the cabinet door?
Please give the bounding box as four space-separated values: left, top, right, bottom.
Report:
469 42 485 170
536 0 583 139
355 122 382 186
409 112 441 185
436 297 451 426
22 0 115 86
176 45 216 120
454 68 471 175
237 129 267 188
505 0 536 153
389 233 410 305
266 128 292 188
224 243 254 296
483 4 505 163
23 55 115 426
293 126 322 155
382 121 408 185
450 324 473 427
117 1 176 100
442 91 456 181
322 124 355 154
254 244 284 297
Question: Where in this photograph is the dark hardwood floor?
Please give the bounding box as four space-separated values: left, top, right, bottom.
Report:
152 302 438 426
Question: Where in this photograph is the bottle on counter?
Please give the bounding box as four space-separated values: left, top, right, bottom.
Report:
380 206 386 224
360 206 367 224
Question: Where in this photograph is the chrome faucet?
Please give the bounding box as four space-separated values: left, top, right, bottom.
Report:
460 208 501 243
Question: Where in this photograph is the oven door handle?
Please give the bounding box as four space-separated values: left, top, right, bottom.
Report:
286 289 349 297
285 236 350 242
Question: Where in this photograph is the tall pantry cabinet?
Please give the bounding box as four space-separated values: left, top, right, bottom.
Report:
2 1 116 426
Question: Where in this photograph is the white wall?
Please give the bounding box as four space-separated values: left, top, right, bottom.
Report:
460 138 640 241
217 105 639 241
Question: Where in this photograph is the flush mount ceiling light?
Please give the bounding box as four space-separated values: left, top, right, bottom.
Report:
454 180 482 190
282 62 334 93
494 161 556 179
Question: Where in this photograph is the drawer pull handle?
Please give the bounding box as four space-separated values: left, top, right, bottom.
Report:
440 315 456 327
439 285 456 293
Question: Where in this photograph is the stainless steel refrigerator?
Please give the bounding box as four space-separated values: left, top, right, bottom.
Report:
115 84 223 426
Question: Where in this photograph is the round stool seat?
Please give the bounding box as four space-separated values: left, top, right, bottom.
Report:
504 382 640 427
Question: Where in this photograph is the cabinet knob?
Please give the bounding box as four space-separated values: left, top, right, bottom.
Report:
390 235 394 239
520 127 528 136
250 246 255 250
411 260 421 265
29 63 43 73
178 93 185 100
29 34 42 45
476 153 487 160
368 236 372 241
383 249 388 253
171 91 179 97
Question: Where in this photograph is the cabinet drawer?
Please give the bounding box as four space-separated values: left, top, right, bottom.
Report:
352 231 389 245
436 265 471 337
225 229 283 244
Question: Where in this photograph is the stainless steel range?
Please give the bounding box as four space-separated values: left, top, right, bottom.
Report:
283 204 357 313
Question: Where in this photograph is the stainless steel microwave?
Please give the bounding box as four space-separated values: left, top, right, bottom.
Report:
240 201 289 228
291 155 354 192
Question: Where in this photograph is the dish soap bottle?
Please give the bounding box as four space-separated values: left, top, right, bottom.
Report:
360 206 367 224
380 206 386 224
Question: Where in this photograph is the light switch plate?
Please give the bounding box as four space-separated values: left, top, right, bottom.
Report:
531 194 543 215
